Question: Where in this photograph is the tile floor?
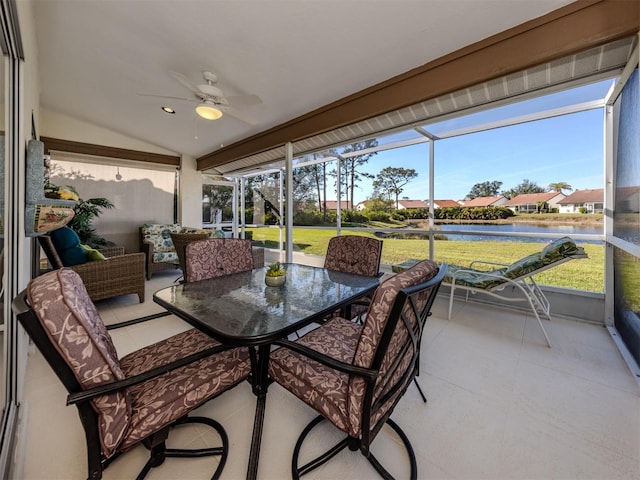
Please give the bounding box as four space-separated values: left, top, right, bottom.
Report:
16 269 640 479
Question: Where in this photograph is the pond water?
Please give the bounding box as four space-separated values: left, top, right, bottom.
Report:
437 223 602 243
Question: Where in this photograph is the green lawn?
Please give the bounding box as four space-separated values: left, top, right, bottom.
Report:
248 227 604 292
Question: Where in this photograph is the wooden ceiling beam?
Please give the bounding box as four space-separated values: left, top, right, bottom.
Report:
41 136 180 166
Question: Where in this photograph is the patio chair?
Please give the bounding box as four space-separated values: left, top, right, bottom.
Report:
185 238 254 283
446 236 588 347
12 268 251 480
323 235 383 321
170 232 208 281
269 260 446 479
38 232 146 303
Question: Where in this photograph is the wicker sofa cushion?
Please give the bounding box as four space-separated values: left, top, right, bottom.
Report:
181 227 225 238
142 224 227 264
50 226 88 266
141 223 181 253
80 244 106 261
27 269 131 457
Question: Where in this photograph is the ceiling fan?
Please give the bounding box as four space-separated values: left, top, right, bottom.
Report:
139 71 262 124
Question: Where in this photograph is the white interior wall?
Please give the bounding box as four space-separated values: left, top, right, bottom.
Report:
49 156 176 253
179 155 203 228
40 109 204 252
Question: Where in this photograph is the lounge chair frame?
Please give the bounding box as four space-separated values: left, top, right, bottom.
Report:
447 248 588 348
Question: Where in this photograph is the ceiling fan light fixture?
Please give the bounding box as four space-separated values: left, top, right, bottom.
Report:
195 100 223 120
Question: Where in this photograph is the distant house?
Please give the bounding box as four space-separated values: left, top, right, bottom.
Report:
616 186 640 213
461 195 507 207
503 192 565 213
428 199 461 209
557 188 604 213
323 200 353 210
397 199 429 209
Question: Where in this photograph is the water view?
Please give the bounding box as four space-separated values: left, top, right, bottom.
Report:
436 223 603 243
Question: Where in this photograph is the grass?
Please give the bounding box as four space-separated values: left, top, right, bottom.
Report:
248 227 604 292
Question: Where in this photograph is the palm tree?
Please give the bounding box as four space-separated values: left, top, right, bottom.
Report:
548 181 573 193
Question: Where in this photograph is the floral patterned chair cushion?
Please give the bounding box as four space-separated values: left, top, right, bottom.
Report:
118 328 251 450
323 235 383 320
27 268 131 457
185 238 254 283
269 260 440 438
26 268 251 459
323 235 382 277
350 259 439 434
141 224 226 264
141 223 182 263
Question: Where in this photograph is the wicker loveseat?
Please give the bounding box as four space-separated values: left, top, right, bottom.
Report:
141 224 266 280
140 224 227 279
38 233 146 303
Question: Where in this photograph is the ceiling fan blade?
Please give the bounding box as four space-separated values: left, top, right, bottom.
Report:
224 94 262 108
137 92 195 102
222 106 258 125
168 70 202 95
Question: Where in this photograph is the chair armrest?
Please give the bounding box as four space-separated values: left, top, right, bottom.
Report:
70 252 145 275
273 338 377 381
67 343 234 405
98 246 125 258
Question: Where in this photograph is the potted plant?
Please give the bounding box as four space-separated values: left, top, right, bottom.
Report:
265 262 286 287
66 187 116 248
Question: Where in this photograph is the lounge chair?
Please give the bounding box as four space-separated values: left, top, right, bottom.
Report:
446 237 588 347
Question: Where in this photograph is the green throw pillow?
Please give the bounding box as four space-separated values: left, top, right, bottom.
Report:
80 244 106 261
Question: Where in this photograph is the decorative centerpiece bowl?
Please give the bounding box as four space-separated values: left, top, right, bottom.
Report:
265 262 286 287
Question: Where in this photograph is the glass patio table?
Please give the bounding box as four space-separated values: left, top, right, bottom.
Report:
153 263 380 479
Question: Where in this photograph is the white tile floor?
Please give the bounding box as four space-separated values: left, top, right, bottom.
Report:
17 269 640 479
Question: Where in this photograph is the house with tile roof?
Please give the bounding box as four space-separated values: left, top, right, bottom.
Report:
461 196 508 207
503 192 565 213
556 188 604 213
323 200 353 210
429 200 462 209
397 199 429 209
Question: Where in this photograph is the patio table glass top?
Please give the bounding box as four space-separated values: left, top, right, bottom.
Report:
153 263 380 346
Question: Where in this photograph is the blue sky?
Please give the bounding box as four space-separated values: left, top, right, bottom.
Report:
329 79 613 204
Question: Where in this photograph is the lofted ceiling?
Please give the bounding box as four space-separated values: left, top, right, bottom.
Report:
33 0 577 161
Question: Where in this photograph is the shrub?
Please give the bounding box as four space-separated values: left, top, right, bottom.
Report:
366 211 392 222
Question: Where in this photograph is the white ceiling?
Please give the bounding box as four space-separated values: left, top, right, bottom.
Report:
33 0 575 160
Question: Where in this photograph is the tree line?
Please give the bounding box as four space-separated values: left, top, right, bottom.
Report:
467 180 573 200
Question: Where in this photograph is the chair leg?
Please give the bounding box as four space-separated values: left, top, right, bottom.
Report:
366 419 417 480
413 378 427 403
448 284 455 319
291 415 417 480
137 416 229 480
